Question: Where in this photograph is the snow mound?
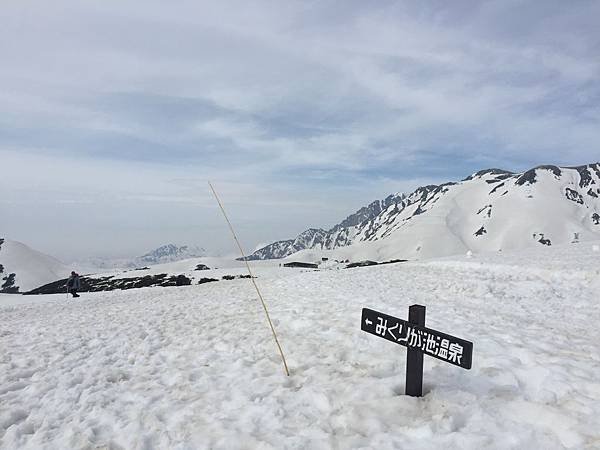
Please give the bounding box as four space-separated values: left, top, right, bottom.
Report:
0 239 68 293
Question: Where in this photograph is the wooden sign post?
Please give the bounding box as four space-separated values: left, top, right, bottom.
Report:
361 305 473 397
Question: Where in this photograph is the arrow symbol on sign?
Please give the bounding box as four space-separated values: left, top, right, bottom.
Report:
365 318 373 326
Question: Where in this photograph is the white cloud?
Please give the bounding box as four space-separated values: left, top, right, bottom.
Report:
1 0 599 258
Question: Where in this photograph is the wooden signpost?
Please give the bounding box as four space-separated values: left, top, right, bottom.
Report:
361 305 473 397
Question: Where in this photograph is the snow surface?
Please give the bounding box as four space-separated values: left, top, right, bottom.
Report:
1 243 600 449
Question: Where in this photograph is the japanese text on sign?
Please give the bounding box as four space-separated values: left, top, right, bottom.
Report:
362 308 473 369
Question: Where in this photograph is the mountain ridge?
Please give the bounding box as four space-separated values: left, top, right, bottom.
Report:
240 193 405 261
76 244 207 270
242 162 600 261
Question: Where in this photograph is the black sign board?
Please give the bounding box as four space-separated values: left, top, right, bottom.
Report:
361 306 473 396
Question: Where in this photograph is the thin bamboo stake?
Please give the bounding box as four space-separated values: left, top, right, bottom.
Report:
208 181 290 376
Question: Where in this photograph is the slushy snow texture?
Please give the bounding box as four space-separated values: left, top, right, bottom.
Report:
1 242 600 449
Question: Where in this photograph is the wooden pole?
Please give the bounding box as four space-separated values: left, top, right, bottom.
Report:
208 182 290 376
405 304 426 397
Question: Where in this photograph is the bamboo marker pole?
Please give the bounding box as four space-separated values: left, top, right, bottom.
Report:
208 181 290 376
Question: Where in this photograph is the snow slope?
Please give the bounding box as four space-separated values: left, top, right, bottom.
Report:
247 163 600 262
1 242 600 448
0 239 68 293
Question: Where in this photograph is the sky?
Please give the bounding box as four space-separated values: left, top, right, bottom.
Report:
1 0 599 262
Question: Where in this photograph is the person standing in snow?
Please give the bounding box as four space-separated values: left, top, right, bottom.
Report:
67 271 81 298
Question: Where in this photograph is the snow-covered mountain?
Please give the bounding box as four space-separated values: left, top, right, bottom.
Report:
241 193 405 260
136 244 206 265
245 163 600 261
77 244 207 270
0 239 68 293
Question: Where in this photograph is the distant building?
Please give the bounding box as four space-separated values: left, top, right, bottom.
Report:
283 262 319 269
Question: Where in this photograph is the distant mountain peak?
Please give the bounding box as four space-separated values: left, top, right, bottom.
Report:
239 192 408 261
137 244 206 265
242 161 600 261
463 168 514 181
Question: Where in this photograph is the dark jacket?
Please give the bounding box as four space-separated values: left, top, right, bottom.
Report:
67 274 81 290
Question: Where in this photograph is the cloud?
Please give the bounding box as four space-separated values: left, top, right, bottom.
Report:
1 0 599 259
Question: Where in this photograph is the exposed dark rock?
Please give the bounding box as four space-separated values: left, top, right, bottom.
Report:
1 273 19 293
587 189 598 198
412 205 426 216
164 275 192 287
538 165 562 177
538 236 552 246
25 273 192 295
198 277 218 284
565 188 584 205
194 264 210 271
345 260 379 269
515 169 537 186
515 165 562 186
0 263 3 274
134 267 150 271
336 198 391 229
25 276 109 295
463 168 514 181
221 274 255 280
474 226 487 236
592 213 600 225
0 238 4 250
421 185 450 207
379 259 408 265
489 182 505 195
566 164 597 188
477 205 492 216
283 262 319 269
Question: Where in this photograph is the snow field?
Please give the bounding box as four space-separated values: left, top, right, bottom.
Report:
1 243 600 449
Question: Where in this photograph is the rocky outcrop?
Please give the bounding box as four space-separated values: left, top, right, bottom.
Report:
25 273 193 295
